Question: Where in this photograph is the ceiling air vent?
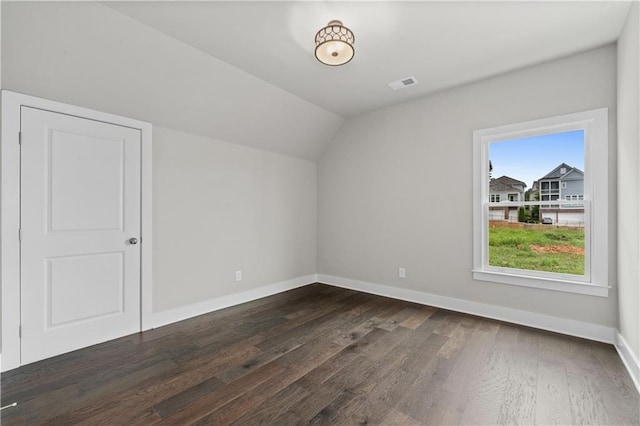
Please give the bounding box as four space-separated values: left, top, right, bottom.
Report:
388 76 418 90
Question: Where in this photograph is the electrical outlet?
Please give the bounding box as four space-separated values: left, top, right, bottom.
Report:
399 267 406 278
235 270 242 281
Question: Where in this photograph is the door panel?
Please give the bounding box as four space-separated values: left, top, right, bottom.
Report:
48 130 125 232
20 106 141 365
47 252 124 326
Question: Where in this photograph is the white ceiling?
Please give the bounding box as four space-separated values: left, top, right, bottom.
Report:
105 1 631 118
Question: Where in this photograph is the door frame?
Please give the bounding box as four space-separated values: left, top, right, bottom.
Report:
1 90 153 372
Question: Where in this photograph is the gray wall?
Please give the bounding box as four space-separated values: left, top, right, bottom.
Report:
617 2 640 358
153 127 317 312
318 45 618 327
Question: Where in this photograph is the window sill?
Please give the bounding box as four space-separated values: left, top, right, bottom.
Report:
472 269 609 297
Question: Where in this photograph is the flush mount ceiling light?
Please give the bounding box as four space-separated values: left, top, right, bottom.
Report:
314 20 355 66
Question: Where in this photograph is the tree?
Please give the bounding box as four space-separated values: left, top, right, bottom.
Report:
531 205 540 221
518 207 526 222
531 186 540 221
489 160 493 180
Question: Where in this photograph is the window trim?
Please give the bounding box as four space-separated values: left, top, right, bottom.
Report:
472 108 609 297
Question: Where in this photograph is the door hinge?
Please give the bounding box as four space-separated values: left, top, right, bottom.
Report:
18 132 22 145
18 228 22 242
18 325 21 338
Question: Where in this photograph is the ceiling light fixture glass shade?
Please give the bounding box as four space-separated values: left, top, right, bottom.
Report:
315 20 355 66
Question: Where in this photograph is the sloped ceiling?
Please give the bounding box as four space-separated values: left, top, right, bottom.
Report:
2 1 632 159
2 2 343 160
105 1 631 117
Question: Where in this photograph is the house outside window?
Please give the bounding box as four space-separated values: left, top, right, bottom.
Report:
536 163 585 225
488 176 526 221
472 109 609 297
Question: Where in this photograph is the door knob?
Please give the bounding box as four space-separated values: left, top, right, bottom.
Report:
129 237 138 245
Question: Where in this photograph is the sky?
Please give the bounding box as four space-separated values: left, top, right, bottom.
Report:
489 130 585 189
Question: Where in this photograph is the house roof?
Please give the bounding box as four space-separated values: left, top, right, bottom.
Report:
562 168 585 180
539 163 584 180
490 181 517 192
493 176 526 187
490 175 527 192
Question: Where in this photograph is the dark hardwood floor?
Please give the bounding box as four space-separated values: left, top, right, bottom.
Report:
2 284 638 425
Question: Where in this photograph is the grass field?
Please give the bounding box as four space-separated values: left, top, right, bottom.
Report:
488 225 584 275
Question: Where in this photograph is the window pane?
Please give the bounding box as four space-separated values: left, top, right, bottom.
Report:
488 204 585 275
488 130 585 275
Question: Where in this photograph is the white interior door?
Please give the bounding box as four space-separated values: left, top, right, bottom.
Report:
20 106 142 365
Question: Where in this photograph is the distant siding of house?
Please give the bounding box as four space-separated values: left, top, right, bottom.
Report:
490 190 522 202
562 179 583 200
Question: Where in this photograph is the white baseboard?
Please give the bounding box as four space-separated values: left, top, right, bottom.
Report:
615 332 640 394
149 274 317 329
317 274 615 344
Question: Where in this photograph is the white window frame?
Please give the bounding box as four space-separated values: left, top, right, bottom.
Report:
472 108 609 297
